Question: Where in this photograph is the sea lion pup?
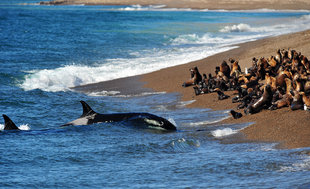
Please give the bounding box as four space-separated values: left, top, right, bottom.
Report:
236 88 255 110
193 74 209 95
290 90 304 111
182 66 202 87
220 60 231 78
244 84 273 115
215 88 230 100
232 87 248 103
230 110 242 119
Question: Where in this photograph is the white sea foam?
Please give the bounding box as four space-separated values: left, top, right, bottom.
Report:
279 156 310 172
20 44 236 92
220 23 252 33
211 128 238 138
87 91 121 97
116 4 195 12
112 5 310 13
220 14 310 34
19 13 310 92
0 124 31 131
189 116 230 126
176 100 196 108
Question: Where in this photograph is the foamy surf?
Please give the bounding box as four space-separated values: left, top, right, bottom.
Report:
189 116 230 126
279 156 310 172
211 128 238 138
19 12 310 92
20 45 236 92
0 124 31 131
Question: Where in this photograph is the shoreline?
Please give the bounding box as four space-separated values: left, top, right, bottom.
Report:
74 29 310 149
39 0 310 10
141 29 310 149
63 1 310 149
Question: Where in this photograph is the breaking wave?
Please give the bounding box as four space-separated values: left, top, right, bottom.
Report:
19 13 310 92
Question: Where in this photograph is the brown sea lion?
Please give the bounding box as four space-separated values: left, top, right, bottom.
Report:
268 56 278 68
220 61 231 78
182 66 202 87
304 81 310 95
272 93 292 110
264 73 277 92
290 90 304 111
285 78 293 95
275 49 282 64
256 57 268 80
230 60 241 77
275 71 289 88
293 74 303 92
244 85 273 114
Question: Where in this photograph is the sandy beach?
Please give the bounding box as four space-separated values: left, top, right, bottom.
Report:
62 0 310 149
142 30 310 149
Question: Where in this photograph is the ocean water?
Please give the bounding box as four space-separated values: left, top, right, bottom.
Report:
1 1 310 188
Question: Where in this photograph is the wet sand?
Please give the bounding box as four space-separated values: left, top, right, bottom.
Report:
63 0 310 149
142 30 310 149
39 0 310 10
74 30 310 149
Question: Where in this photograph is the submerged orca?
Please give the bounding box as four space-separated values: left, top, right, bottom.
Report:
62 101 177 131
2 114 20 130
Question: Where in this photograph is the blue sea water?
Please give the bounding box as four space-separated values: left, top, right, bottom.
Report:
1 1 310 188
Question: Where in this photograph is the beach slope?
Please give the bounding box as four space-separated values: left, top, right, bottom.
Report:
142 30 310 149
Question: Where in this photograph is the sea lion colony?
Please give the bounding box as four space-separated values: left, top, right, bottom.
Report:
182 49 310 119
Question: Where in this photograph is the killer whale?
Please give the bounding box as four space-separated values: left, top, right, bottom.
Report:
2 114 20 130
62 101 177 131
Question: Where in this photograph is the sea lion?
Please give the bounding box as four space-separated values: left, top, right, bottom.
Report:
215 88 230 100
220 61 231 78
230 110 242 119
285 78 293 95
264 73 277 92
268 56 278 68
290 90 304 111
304 81 310 95
275 49 282 64
230 60 241 77
244 85 273 114
182 66 202 87
275 71 288 88
270 93 292 110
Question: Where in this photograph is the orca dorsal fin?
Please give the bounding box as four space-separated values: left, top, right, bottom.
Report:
2 114 19 130
80 101 96 117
